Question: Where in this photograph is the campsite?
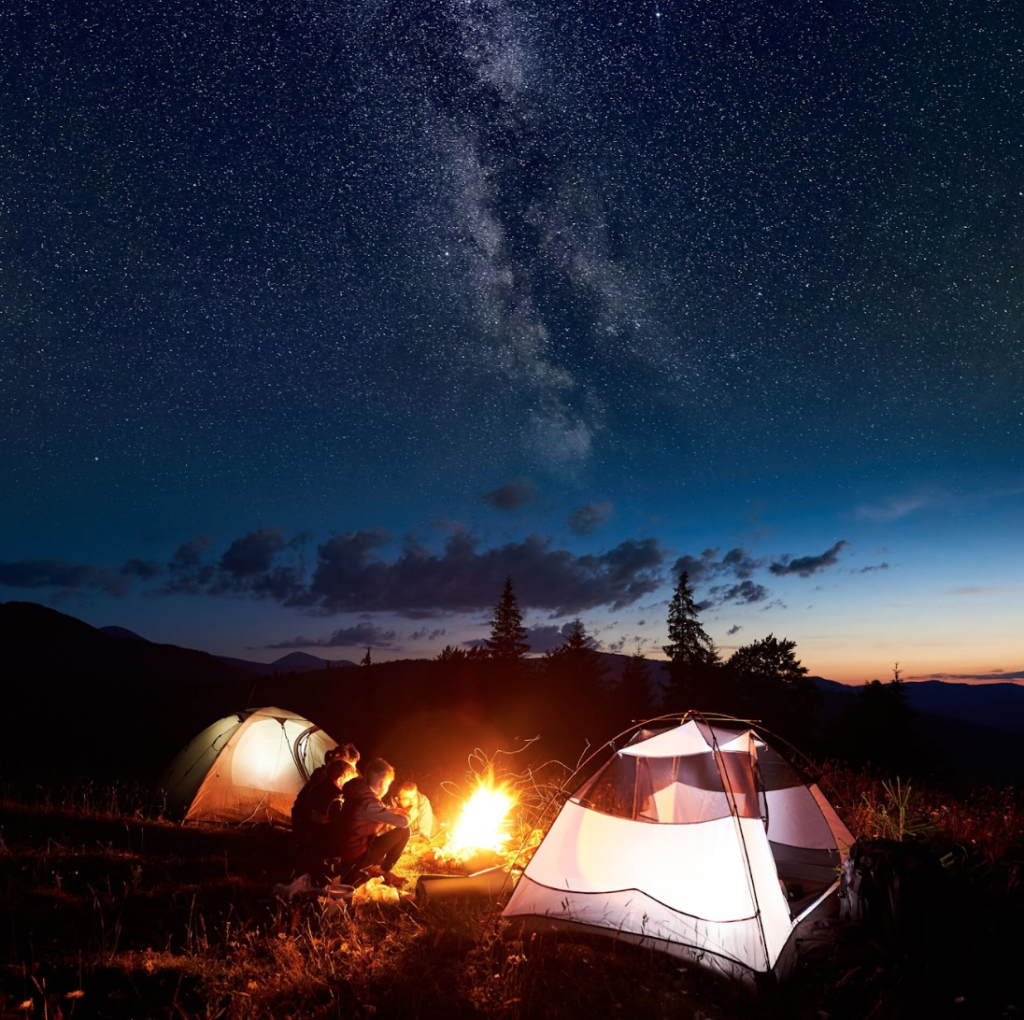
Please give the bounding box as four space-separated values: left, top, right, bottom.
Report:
1 604 1022 1019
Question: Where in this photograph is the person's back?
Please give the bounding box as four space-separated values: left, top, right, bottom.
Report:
336 759 411 886
292 759 354 870
335 776 380 859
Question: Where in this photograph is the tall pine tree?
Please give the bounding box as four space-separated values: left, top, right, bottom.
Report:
662 571 719 710
485 576 530 661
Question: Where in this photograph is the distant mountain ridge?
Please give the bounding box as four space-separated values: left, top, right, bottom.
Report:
218 651 358 674
811 675 1024 736
98 619 357 672
2 600 1021 785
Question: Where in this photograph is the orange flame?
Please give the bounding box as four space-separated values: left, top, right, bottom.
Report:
446 776 516 853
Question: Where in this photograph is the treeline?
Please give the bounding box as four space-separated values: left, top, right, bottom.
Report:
334 574 928 785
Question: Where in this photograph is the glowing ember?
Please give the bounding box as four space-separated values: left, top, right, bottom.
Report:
446 780 515 854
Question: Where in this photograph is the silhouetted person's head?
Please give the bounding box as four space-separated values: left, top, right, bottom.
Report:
326 758 356 788
364 758 395 797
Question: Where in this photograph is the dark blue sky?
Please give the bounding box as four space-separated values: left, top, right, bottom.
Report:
3 0 1022 681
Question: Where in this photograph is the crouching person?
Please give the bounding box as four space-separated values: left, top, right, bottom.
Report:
292 756 357 878
337 758 410 887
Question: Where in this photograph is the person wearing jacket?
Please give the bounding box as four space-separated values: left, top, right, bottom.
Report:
291 756 359 874
336 758 410 886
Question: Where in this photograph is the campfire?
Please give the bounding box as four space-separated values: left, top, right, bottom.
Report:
425 773 517 874
447 778 515 853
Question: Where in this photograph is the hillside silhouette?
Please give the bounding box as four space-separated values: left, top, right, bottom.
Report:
2 601 1022 790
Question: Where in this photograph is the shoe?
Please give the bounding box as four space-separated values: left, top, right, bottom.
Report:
383 871 407 888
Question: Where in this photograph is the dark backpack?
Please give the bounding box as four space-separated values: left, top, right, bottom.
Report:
839 838 941 954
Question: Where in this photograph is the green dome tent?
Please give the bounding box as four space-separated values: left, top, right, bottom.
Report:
162 706 337 825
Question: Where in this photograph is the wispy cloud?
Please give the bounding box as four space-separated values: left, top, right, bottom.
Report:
855 482 1024 522
568 501 613 536
0 557 162 597
770 541 849 578
481 478 535 511
942 585 1024 597
910 671 1024 682
672 547 767 585
265 621 398 650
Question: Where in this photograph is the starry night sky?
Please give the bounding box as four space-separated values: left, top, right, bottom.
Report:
3 0 1022 682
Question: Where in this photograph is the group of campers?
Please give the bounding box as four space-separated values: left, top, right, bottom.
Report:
291 742 438 887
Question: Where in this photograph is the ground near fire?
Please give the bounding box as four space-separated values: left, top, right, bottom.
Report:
2 748 1022 1020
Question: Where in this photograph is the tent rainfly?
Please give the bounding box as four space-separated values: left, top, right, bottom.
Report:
162 706 337 825
502 715 854 982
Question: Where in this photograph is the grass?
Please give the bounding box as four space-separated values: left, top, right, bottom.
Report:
1 765 1022 1020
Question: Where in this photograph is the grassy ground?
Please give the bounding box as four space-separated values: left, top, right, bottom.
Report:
1 769 1021 1020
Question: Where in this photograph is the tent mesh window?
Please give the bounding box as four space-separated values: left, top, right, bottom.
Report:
573 750 766 824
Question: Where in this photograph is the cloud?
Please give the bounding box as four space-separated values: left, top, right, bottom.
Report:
301 530 666 616
912 671 1024 682
854 482 1024 523
769 541 849 578
220 528 286 578
265 621 398 650
672 547 767 585
708 580 771 605
727 624 742 635
672 549 720 584
163 536 217 594
0 559 101 590
162 530 302 599
82 525 663 616
169 535 213 572
408 627 447 642
855 492 938 523
121 558 162 580
213 528 303 601
526 620 601 654
481 478 535 511
525 624 567 654
943 585 1024 597
0 557 162 597
569 501 613 536
857 562 890 573
721 548 763 580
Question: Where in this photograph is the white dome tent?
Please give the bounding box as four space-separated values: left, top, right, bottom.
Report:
162 706 337 825
502 714 853 983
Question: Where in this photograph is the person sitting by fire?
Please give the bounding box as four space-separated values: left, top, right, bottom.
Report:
335 758 411 887
390 779 439 841
291 743 360 873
